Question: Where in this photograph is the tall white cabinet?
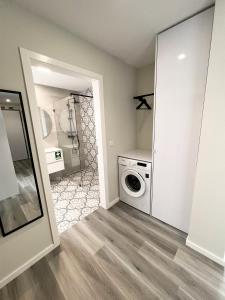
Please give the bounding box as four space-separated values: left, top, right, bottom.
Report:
152 8 214 233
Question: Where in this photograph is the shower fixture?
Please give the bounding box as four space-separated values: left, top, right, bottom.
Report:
66 100 79 153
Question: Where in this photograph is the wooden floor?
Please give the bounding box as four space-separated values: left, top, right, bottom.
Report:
1 202 225 300
0 159 42 235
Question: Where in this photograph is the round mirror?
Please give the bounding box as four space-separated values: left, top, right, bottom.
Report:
38 108 52 139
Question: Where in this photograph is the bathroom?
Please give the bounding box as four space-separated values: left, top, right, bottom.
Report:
32 63 100 233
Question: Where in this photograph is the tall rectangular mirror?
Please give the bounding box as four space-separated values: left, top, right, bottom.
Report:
0 89 43 236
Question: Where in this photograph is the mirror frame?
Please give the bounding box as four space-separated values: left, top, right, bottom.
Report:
0 89 44 237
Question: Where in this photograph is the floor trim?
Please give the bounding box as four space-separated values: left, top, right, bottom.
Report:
106 197 120 209
0 243 59 289
186 237 225 266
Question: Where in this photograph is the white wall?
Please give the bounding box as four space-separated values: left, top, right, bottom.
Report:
34 84 72 149
188 0 225 264
136 64 154 150
0 0 136 285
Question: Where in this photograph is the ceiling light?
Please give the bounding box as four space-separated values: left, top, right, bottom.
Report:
178 53 186 60
36 66 51 73
6 99 11 103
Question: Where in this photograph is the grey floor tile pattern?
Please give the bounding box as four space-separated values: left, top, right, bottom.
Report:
50 168 100 234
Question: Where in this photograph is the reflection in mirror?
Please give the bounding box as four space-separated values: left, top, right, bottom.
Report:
0 90 43 236
38 107 52 139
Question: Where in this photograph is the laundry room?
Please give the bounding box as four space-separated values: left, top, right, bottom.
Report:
2 1 225 297
118 8 213 235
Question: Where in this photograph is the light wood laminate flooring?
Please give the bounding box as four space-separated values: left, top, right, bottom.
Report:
1 202 225 299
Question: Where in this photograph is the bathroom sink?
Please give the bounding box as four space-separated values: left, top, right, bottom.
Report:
45 147 63 153
62 144 78 149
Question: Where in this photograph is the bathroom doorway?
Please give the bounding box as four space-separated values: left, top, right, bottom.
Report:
34 72 100 233
20 49 109 238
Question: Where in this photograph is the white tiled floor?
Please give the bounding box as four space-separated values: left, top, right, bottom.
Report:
50 168 100 234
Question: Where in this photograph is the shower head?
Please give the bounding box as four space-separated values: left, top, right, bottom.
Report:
70 94 80 104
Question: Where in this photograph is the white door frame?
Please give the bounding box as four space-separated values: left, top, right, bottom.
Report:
20 48 109 246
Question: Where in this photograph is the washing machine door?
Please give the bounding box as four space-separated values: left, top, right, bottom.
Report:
121 169 145 198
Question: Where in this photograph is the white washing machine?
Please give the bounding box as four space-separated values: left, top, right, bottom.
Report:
118 150 152 214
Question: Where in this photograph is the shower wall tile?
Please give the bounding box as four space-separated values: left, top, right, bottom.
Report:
78 88 98 170
74 101 85 170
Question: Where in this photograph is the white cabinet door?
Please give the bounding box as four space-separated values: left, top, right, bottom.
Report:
152 8 213 233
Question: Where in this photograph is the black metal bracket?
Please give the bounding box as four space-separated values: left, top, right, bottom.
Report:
133 93 154 110
70 92 93 98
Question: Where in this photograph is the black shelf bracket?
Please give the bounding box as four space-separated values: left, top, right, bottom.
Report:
70 92 93 99
133 93 154 110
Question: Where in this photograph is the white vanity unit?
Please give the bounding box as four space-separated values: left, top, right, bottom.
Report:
45 147 65 174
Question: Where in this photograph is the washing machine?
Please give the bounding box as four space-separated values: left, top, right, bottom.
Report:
118 150 152 214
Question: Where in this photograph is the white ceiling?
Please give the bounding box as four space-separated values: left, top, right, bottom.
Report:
31 64 92 91
15 0 214 67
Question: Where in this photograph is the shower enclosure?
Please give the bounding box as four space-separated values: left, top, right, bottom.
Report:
53 88 98 174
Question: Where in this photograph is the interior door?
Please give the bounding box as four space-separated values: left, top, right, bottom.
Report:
2 110 28 161
152 8 213 233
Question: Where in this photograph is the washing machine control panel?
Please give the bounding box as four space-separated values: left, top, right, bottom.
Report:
118 156 151 171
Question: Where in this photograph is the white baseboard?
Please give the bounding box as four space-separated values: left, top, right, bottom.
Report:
106 197 120 209
0 243 59 289
186 237 224 266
